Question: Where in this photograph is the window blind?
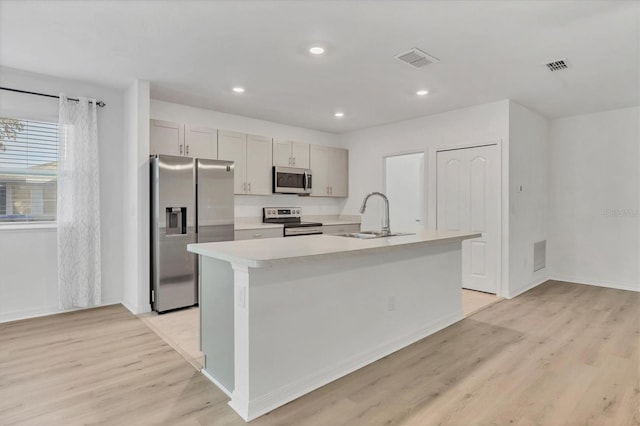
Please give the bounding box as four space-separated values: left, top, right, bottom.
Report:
0 118 58 223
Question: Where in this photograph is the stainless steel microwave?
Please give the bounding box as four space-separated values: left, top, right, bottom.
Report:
273 167 312 194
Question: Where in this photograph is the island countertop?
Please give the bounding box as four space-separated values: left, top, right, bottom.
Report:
187 229 481 268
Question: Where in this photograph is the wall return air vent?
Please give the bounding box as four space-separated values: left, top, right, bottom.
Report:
395 48 440 69
545 59 568 72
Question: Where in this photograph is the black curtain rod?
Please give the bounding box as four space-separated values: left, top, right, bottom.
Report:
0 86 106 108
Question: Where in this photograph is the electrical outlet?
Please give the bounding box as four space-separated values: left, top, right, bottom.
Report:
387 295 396 311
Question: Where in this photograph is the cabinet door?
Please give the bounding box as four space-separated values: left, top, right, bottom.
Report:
185 125 217 159
218 130 247 194
309 144 329 196
291 141 310 169
150 119 183 156
272 139 292 167
329 147 349 197
246 134 272 195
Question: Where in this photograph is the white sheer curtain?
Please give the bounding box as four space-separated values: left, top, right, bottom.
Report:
57 95 101 309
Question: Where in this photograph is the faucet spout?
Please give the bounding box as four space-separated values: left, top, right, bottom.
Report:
359 191 391 236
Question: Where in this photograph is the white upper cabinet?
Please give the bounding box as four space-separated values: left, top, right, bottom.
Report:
185 125 217 159
272 140 310 169
309 145 348 197
150 120 217 159
218 130 247 194
272 140 292 167
310 144 329 197
218 130 272 195
150 119 184 156
291 141 310 169
246 135 272 195
329 147 348 197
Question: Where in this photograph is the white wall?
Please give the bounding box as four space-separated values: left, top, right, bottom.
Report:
339 100 511 296
507 101 550 297
339 100 509 225
122 80 151 314
150 100 346 217
549 107 640 291
0 66 125 322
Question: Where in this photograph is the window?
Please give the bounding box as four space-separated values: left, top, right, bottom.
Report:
0 117 58 223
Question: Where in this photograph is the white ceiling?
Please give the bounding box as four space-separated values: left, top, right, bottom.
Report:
0 0 638 133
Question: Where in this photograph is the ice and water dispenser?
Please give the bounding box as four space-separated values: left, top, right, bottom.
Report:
165 207 187 235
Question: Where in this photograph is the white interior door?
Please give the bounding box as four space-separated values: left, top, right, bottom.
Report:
436 145 498 293
385 153 424 233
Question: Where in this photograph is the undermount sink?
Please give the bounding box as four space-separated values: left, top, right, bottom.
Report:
336 231 415 239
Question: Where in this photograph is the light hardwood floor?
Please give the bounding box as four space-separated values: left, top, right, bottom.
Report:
139 307 204 370
140 290 500 370
1 280 638 425
462 288 501 316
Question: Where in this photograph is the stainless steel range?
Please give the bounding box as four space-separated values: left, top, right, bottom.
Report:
263 207 323 237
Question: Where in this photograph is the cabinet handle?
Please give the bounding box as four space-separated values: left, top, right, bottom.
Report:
248 182 251 192
186 145 190 156
289 157 292 166
252 233 262 238
292 157 296 166
243 182 247 192
179 144 183 155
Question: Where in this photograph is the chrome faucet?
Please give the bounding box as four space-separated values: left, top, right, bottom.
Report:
360 192 390 236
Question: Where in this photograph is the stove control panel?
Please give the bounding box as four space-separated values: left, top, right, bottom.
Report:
263 207 302 220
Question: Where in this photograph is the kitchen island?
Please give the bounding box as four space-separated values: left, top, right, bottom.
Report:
188 230 480 421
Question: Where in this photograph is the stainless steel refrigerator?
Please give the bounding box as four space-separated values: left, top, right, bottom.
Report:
150 154 234 313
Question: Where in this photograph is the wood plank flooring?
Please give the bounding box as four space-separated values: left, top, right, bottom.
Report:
139 307 204 370
462 289 501 316
1 280 638 425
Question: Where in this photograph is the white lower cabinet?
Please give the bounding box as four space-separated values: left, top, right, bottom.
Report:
234 228 283 240
323 224 361 235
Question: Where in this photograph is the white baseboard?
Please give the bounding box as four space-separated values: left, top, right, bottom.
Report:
507 277 550 299
238 309 464 421
0 297 122 323
121 299 152 315
550 275 640 293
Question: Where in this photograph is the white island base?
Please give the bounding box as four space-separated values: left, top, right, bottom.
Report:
188 231 480 421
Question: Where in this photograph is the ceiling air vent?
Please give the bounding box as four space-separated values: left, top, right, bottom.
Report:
395 48 440 69
545 59 568 72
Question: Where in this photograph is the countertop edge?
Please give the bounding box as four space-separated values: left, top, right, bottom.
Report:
188 232 481 269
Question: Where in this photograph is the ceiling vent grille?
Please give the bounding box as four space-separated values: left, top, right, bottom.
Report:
395 48 440 69
545 59 568 72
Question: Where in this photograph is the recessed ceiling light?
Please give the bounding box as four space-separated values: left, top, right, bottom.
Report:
309 46 325 55
334 112 344 118
416 89 429 96
232 87 245 93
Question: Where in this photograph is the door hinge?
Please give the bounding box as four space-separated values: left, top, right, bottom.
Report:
151 290 155 303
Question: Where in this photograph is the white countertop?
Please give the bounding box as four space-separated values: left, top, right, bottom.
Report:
188 230 481 268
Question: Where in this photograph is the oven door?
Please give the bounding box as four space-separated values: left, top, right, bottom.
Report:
273 167 311 194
